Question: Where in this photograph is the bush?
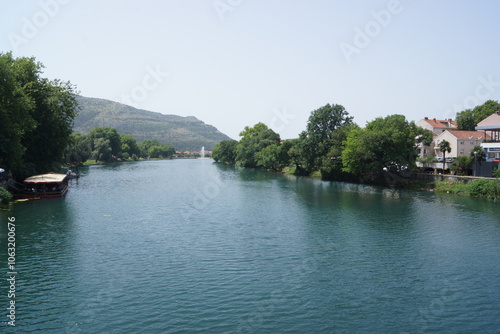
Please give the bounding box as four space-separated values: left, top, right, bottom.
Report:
469 179 500 200
0 187 13 206
450 156 472 175
493 168 500 178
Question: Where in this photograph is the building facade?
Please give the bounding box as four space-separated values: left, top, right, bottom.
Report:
476 112 500 161
416 117 457 157
434 130 489 158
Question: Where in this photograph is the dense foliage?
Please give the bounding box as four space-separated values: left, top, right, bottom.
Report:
342 115 423 180
437 179 500 200
213 104 425 182
0 52 78 178
212 140 238 165
65 128 176 163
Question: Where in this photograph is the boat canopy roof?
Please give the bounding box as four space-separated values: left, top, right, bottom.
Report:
24 173 67 184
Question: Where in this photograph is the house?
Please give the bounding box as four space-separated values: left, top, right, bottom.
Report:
416 117 457 134
476 111 500 161
434 130 489 159
416 117 457 157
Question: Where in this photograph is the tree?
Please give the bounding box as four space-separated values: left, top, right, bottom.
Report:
304 104 353 169
148 146 163 159
286 138 310 173
65 133 92 166
88 127 122 161
470 145 486 161
0 53 35 173
342 115 421 180
438 140 451 171
121 134 141 160
456 100 500 130
320 123 358 180
212 140 238 165
456 109 475 131
255 142 291 171
0 52 78 178
236 123 280 167
160 144 175 158
139 139 160 158
21 78 78 173
147 144 175 158
415 128 434 147
92 138 112 162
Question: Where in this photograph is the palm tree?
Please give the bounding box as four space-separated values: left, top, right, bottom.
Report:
438 140 452 172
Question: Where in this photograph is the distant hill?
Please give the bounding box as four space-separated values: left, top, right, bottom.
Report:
73 96 231 151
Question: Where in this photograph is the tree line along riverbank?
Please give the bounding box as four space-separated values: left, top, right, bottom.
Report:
212 104 500 201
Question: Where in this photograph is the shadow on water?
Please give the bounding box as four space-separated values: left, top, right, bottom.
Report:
0 197 81 331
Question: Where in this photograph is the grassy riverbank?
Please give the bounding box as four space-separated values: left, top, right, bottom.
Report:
282 166 500 200
431 179 500 200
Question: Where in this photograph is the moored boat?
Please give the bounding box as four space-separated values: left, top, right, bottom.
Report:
21 173 69 199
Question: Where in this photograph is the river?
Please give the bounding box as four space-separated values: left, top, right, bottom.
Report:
0 159 499 333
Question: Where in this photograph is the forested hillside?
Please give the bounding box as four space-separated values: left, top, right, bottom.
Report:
73 96 231 151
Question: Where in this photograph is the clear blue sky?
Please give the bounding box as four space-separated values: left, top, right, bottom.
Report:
2 0 500 139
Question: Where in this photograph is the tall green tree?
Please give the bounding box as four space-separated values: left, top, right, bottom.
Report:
22 78 78 173
304 103 353 169
236 123 280 167
0 52 78 177
438 140 451 171
0 53 35 173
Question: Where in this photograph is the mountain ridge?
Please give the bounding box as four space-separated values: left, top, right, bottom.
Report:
73 96 232 151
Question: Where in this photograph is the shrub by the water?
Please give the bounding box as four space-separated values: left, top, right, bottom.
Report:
493 168 500 178
0 187 13 206
469 179 500 200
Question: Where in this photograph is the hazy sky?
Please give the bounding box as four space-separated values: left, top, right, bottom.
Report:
2 0 500 139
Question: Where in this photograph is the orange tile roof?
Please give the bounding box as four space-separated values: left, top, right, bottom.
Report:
446 130 491 140
422 118 457 129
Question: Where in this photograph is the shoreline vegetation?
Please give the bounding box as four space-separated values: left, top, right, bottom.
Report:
212 103 500 201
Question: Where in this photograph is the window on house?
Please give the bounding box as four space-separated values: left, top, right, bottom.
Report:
460 141 464 145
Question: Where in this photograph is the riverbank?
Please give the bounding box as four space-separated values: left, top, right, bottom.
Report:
281 166 500 200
